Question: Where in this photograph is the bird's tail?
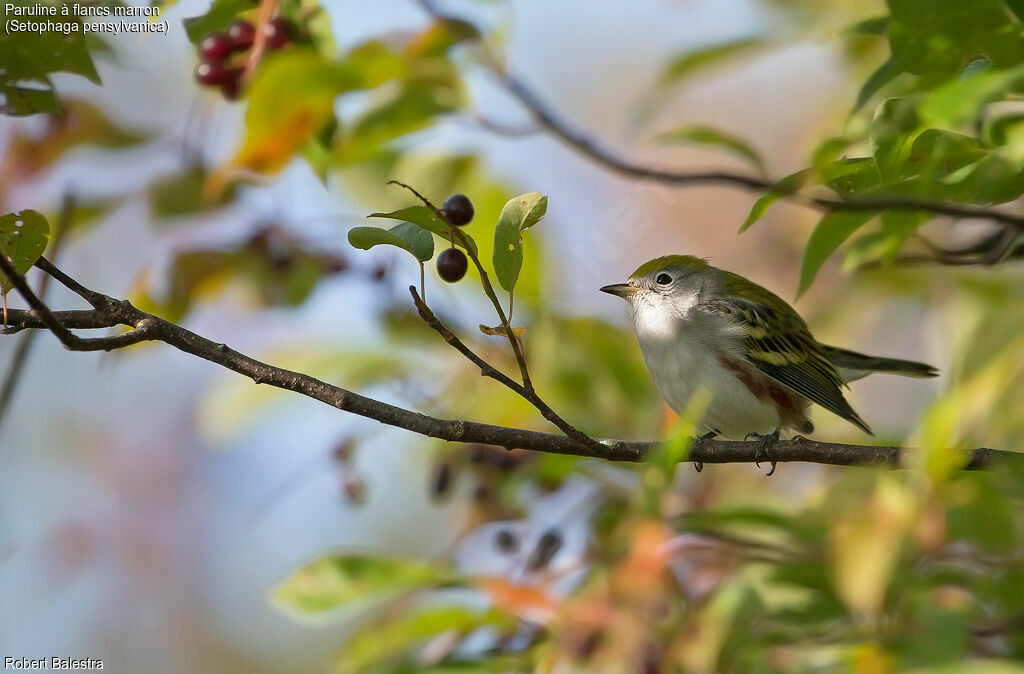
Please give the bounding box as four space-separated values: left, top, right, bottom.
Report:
822 345 939 382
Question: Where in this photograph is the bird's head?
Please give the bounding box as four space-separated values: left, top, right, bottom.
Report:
600 255 716 320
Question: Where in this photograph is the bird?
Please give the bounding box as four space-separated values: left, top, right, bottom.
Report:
600 255 937 460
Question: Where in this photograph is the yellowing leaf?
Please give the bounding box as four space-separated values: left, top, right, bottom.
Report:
272 553 453 621
830 476 914 617
654 125 764 172
479 324 527 338
477 577 558 625
233 49 399 174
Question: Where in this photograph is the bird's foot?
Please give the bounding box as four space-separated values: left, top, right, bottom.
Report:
745 429 780 476
691 430 718 473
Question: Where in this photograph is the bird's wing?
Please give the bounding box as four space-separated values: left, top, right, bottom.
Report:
702 273 871 434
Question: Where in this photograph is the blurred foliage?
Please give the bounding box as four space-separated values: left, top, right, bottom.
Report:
0 1 103 115
3 0 1024 672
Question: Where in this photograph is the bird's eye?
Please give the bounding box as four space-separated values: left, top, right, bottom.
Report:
655 273 672 285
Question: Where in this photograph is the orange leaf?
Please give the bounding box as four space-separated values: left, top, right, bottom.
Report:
477 576 558 625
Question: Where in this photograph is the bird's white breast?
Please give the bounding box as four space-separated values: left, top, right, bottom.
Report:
630 295 782 438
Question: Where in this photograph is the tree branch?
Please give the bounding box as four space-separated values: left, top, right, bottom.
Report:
2 308 120 334
415 0 1024 232
0 257 1018 470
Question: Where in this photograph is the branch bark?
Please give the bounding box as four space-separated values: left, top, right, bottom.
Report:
0 257 1018 471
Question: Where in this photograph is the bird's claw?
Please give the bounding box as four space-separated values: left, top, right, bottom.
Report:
691 431 717 474
748 429 780 476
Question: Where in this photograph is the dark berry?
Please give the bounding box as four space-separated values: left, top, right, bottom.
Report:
195 61 232 86
263 17 293 49
219 68 244 100
199 32 232 61
442 194 474 227
228 19 256 50
527 529 563 571
495 529 519 553
437 248 467 283
431 462 453 500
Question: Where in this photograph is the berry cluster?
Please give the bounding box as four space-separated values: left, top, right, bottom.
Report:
436 193 474 283
194 17 293 100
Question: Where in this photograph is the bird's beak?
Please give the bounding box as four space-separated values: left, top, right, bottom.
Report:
600 282 640 298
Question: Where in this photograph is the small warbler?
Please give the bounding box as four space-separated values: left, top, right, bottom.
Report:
601 255 937 440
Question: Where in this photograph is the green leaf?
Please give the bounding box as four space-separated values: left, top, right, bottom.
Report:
183 0 252 43
843 211 929 270
236 48 404 173
348 222 434 262
0 14 101 115
335 605 512 674
797 210 877 297
870 97 923 183
368 206 478 255
918 65 1024 126
492 192 548 293
271 553 453 618
852 54 905 114
0 210 51 295
335 82 460 165
0 21 100 84
822 157 882 198
812 137 857 170
847 16 890 36
738 170 809 232
148 165 239 218
887 0 1024 77
0 82 60 116
654 125 764 171
662 37 763 84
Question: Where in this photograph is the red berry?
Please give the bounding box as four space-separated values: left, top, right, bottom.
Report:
228 19 255 50
263 17 293 49
199 32 232 61
195 61 232 86
442 194 474 226
436 248 467 283
219 68 244 100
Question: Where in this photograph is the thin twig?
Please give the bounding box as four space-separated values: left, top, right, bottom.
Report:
386 180 534 388
0 257 1017 470
409 285 609 458
0 255 154 351
450 226 533 389
464 113 541 137
1 309 120 334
